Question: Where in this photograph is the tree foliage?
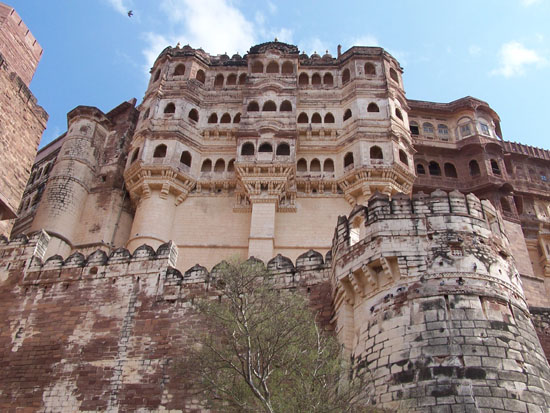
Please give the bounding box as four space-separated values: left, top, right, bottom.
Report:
181 259 376 413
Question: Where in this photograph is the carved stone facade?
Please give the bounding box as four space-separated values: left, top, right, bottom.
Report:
4 34 550 411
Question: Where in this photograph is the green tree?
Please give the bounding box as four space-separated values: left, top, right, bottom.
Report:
181 259 375 413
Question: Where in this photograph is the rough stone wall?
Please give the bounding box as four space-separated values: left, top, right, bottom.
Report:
0 57 47 235
332 190 550 411
0 3 42 86
531 307 550 365
0 232 331 412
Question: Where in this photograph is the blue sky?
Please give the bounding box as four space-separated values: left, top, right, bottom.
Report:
10 0 550 149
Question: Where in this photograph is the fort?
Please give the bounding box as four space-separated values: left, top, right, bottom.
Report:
2 3 550 411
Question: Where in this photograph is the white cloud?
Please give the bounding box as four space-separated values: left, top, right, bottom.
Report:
299 37 329 55
142 0 256 72
267 1 277 14
521 0 542 6
104 0 132 15
491 41 546 77
349 35 379 47
469 45 481 56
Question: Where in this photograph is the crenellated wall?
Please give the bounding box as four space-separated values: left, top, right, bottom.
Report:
331 189 550 411
0 231 331 412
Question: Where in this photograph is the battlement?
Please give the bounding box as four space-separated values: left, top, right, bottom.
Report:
333 189 507 252
0 3 43 85
503 140 550 160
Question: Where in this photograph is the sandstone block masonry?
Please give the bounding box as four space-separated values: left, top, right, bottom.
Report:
0 231 332 412
0 2 47 236
332 190 550 412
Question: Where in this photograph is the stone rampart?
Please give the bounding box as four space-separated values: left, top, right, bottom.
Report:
0 232 331 411
332 189 550 411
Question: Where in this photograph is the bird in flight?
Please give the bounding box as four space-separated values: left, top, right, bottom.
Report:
127 10 133 17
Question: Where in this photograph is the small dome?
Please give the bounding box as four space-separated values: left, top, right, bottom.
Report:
232 53 242 60
311 51 321 59
219 53 229 61
300 52 308 59
322 50 332 59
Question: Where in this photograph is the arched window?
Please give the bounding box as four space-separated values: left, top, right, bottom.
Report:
399 150 408 166
174 64 185 76
310 158 321 172
311 113 322 123
395 108 403 121
365 62 376 75
220 113 231 123
370 146 383 160
227 73 237 85
438 124 449 138
43 163 51 175
251 61 264 73
259 143 273 152
423 122 434 134
469 160 481 176
241 142 255 155
323 158 334 172
208 113 218 124
298 73 309 86
262 101 277 111
350 217 361 246
444 163 458 178
343 109 352 121
367 103 379 113
214 74 224 88
389 68 399 83
491 159 501 175
188 109 199 122
238 73 247 84
201 159 212 172
153 69 161 82
195 69 205 84
312 73 321 86
282 61 293 74
344 152 354 168
276 143 290 156
233 113 241 123
266 61 279 73
180 151 192 167
416 164 426 175
227 159 235 172
324 113 335 123
214 159 225 172
501 197 512 213
130 148 139 163
409 121 419 135
247 101 260 112
153 144 167 158
297 158 307 172
342 68 350 84
280 100 292 112
323 73 334 86
297 112 309 123
164 102 175 114
429 161 441 176
143 108 150 119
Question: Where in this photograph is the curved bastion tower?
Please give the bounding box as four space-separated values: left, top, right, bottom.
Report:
332 191 550 410
123 41 416 268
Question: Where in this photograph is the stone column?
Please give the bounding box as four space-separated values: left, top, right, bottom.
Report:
126 189 177 253
248 198 276 262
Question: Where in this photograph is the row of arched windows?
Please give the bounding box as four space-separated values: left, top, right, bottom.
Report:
410 122 450 139
201 158 235 173
240 142 290 156
298 72 334 86
247 100 292 112
162 103 199 122
297 158 334 173
251 60 294 74
207 113 241 124
416 159 502 179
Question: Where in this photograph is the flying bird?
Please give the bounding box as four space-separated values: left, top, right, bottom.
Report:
127 10 133 17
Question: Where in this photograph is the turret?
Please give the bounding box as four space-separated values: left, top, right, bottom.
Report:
331 190 550 410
